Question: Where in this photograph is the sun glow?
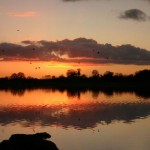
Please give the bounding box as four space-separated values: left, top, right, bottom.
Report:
45 62 74 68
0 60 150 78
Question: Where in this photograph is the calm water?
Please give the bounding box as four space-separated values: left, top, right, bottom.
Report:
0 89 150 150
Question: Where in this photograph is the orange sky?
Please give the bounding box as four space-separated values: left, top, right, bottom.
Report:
0 1 150 77
0 61 150 78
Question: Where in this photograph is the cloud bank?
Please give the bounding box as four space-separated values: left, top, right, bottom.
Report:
63 0 150 1
119 9 150 22
0 38 150 65
62 0 91 1
62 0 150 2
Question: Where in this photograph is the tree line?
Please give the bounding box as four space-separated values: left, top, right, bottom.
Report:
0 69 149 90
3 69 150 81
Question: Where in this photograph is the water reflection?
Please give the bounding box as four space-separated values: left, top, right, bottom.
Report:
0 102 150 129
0 89 150 150
1 88 150 99
0 88 150 129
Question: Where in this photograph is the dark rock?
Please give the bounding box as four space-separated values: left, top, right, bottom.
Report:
0 132 59 150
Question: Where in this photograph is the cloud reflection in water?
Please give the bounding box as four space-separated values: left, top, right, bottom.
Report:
0 102 150 129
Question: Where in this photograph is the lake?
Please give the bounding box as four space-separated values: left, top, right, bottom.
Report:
0 89 150 150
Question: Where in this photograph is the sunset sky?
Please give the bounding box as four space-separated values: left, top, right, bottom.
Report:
0 0 150 78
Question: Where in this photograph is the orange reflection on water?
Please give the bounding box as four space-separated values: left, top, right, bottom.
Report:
0 89 69 106
0 88 150 130
0 89 150 150
0 89 148 108
0 100 150 129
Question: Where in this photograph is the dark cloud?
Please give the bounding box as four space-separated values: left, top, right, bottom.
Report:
63 0 150 1
119 9 150 22
21 40 36 45
143 0 150 2
63 0 80 1
62 0 89 1
0 38 150 65
62 0 111 1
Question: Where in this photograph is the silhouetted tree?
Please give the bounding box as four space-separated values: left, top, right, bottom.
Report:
17 72 26 79
43 75 51 79
103 71 113 80
91 70 100 78
58 74 65 80
10 73 18 79
27 76 34 79
80 74 87 79
0 69 149 92
66 69 78 78
134 69 150 81
10 72 25 79
114 73 124 81
51 75 56 79
77 68 81 77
